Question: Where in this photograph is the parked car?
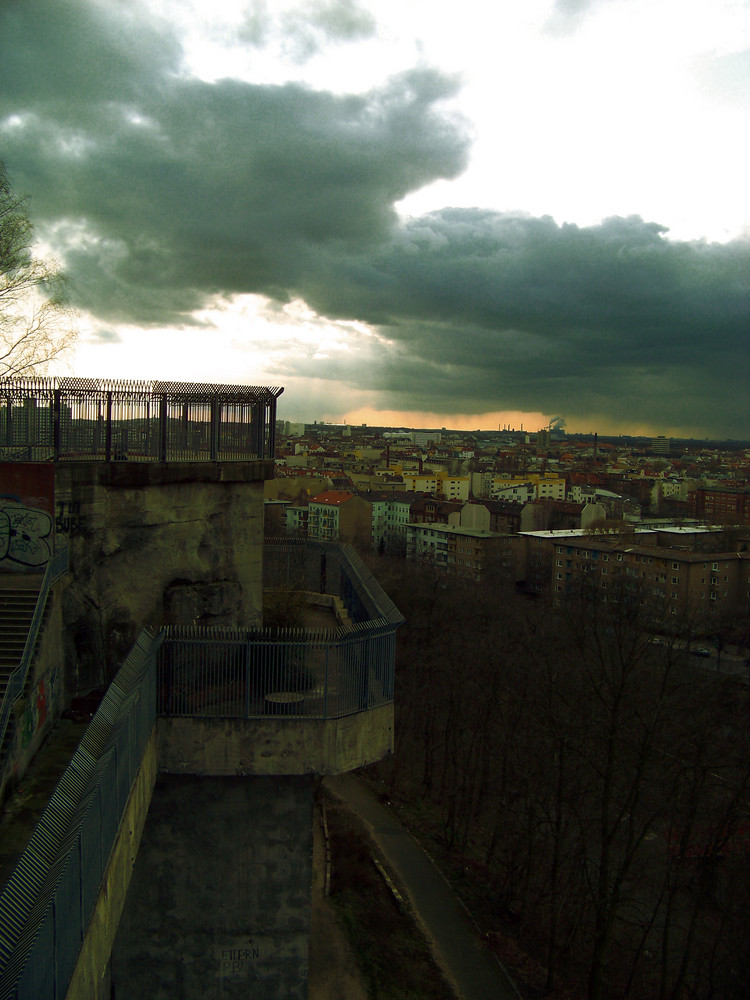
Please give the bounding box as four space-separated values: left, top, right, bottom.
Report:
691 647 711 658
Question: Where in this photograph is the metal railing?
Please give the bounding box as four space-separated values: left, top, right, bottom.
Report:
263 538 405 626
158 541 403 720
0 378 283 462
157 619 396 719
0 548 68 762
0 628 161 1000
0 542 403 996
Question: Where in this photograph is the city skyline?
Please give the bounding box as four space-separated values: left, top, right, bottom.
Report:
1 0 749 438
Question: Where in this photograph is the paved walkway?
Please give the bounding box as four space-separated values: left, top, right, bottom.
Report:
325 774 521 1000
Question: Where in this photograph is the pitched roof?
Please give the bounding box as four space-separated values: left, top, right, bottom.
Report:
309 490 356 506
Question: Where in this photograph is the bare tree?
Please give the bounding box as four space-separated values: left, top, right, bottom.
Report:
0 160 77 378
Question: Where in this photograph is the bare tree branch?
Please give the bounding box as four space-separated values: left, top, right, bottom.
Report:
0 159 78 379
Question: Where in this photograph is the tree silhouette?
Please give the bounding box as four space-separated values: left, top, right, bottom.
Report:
0 160 77 378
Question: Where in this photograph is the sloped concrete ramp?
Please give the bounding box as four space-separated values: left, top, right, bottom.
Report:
111 774 313 999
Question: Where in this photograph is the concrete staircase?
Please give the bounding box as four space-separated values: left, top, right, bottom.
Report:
331 596 352 628
0 578 42 706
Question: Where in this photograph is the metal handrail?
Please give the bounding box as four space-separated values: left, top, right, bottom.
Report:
263 539 405 628
0 548 68 760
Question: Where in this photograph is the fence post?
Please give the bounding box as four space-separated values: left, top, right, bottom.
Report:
52 388 61 460
105 391 113 462
158 393 167 462
210 398 220 460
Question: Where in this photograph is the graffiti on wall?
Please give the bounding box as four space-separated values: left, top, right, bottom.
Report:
20 670 57 749
0 502 52 569
55 499 86 536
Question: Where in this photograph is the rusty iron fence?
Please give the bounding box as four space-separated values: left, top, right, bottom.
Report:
0 378 283 462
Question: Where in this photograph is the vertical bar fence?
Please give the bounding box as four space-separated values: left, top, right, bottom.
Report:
156 540 403 721
0 378 283 462
0 628 161 1000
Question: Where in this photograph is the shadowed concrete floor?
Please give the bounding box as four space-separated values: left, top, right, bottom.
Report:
112 774 314 1000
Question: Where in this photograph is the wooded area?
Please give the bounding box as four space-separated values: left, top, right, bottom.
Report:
369 558 750 1000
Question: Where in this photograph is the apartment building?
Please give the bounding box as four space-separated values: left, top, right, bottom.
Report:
306 490 372 547
400 472 470 501
520 499 606 533
460 499 524 534
471 472 566 502
547 537 750 623
405 522 520 582
284 504 308 537
409 496 463 526
356 490 389 552
690 486 750 526
381 491 417 555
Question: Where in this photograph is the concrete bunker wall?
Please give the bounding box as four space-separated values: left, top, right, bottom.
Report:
55 461 272 692
158 705 395 776
111 774 313 1000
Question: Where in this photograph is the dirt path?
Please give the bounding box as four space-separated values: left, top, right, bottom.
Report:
308 798 369 1000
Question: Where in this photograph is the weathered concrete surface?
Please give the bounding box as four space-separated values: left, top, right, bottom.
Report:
157 705 394 776
111 774 314 1000
0 717 89 889
66 726 158 1000
0 575 67 805
54 461 272 692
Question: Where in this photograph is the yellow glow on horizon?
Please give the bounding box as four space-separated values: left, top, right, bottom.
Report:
340 406 553 433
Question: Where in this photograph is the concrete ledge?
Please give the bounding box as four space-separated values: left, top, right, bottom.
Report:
94 460 276 487
65 727 158 1000
157 705 394 777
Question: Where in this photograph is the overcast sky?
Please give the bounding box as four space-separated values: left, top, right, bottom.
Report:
1 0 749 437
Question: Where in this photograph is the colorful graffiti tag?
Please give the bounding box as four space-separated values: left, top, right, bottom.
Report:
0 503 52 569
20 671 57 749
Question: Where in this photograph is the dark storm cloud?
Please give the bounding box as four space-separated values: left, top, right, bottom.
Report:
291 210 750 433
0 0 466 323
1 0 748 436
